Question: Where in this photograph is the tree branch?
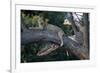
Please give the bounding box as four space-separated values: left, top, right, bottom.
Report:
21 29 89 59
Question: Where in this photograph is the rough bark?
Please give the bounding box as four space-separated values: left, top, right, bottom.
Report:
67 13 78 34
82 13 89 49
67 13 83 45
68 13 89 49
21 29 89 59
67 13 89 59
21 12 89 60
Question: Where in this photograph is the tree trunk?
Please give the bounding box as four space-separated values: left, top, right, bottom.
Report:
82 13 89 49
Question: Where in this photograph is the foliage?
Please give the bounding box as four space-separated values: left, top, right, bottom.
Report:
21 10 79 63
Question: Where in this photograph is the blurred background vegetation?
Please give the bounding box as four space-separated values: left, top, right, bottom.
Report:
21 10 79 63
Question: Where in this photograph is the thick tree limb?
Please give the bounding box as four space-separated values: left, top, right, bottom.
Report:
82 13 89 49
21 29 89 59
